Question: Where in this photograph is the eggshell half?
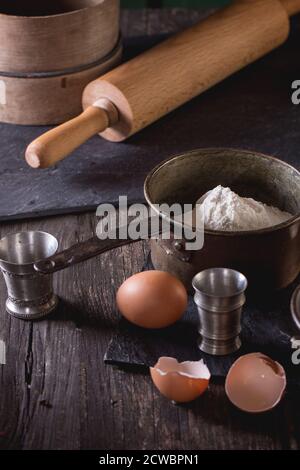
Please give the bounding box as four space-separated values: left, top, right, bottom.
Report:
225 352 287 413
150 357 211 403
116 271 188 329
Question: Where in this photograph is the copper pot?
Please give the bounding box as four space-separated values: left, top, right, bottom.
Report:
145 148 300 291
35 148 300 293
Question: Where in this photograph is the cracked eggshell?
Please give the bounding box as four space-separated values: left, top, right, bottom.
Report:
225 352 287 413
150 357 211 403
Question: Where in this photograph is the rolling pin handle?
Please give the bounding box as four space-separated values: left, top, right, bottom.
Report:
25 99 118 169
24 0 300 170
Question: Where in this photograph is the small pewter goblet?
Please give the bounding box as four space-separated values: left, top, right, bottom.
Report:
193 268 248 356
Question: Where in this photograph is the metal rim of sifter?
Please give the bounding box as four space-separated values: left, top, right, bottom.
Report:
291 285 300 332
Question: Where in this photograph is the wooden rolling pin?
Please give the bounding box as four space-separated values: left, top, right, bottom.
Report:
25 0 300 169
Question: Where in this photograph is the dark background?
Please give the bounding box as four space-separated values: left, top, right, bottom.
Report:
122 1 229 7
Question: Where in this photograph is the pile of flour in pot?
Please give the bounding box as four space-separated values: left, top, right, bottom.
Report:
195 185 292 231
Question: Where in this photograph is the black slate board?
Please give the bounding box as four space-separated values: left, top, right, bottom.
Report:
104 256 300 388
1 21 300 221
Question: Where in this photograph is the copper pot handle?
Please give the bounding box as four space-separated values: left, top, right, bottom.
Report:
34 216 162 274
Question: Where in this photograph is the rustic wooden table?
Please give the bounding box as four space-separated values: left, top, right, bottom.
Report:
0 9 299 451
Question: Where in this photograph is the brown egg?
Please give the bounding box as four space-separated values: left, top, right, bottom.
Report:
150 357 210 403
116 270 188 329
225 352 287 413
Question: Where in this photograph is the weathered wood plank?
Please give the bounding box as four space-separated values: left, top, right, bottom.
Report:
0 217 83 450
0 9 299 451
0 209 298 450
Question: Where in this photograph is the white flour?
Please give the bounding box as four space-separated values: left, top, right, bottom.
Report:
196 185 292 231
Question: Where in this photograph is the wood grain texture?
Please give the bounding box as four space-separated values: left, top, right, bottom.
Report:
0 9 299 451
0 0 120 73
84 0 290 142
1 29 300 219
0 211 299 450
0 42 122 126
28 0 294 164
25 106 111 168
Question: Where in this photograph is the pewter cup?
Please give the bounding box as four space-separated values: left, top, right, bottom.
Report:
192 268 248 355
0 231 59 320
0 220 162 321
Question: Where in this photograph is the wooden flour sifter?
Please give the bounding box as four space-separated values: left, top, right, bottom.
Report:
25 0 300 169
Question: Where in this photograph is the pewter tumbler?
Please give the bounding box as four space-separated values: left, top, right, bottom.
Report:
193 268 248 355
0 231 58 320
